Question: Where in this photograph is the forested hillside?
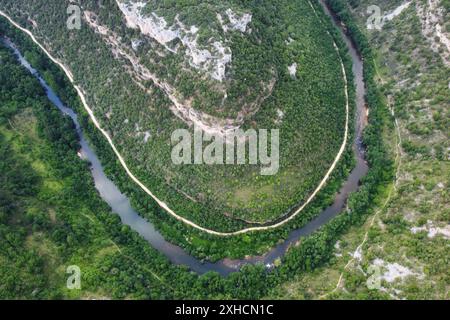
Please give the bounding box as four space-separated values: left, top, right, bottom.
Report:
0 0 447 302
270 0 449 300
0 0 350 229
0 34 390 299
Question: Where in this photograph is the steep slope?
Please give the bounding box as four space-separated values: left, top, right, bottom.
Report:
0 0 350 231
270 0 449 300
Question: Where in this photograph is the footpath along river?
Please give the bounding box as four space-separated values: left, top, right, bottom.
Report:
0 0 368 276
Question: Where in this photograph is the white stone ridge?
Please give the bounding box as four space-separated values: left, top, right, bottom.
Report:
416 0 450 65
411 220 450 239
116 1 251 81
218 8 252 33
118 2 177 47
83 12 275 139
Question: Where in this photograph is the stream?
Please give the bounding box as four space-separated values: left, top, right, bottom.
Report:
1 1 368 276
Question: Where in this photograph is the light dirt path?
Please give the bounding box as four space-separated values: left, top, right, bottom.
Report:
0 2 350 236
320 76 403 299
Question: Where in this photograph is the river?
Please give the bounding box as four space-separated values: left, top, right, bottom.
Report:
0 0 368 276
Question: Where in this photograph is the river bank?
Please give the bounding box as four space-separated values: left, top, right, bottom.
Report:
0 0 369 275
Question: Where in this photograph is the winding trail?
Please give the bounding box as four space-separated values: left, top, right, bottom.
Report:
0 1 349 236
320 64 403 299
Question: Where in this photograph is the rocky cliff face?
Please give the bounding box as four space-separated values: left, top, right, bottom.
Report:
116 1 252 82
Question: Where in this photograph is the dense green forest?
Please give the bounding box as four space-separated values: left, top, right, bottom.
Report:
271 0 449 299
0 0 359 259
0 0 395 299
0 0 353 228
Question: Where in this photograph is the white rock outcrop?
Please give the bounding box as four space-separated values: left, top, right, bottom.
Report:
218 8 252 33
288 63 297 77
116 1 251 81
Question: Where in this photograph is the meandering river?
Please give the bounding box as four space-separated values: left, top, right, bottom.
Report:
1 1 368 276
